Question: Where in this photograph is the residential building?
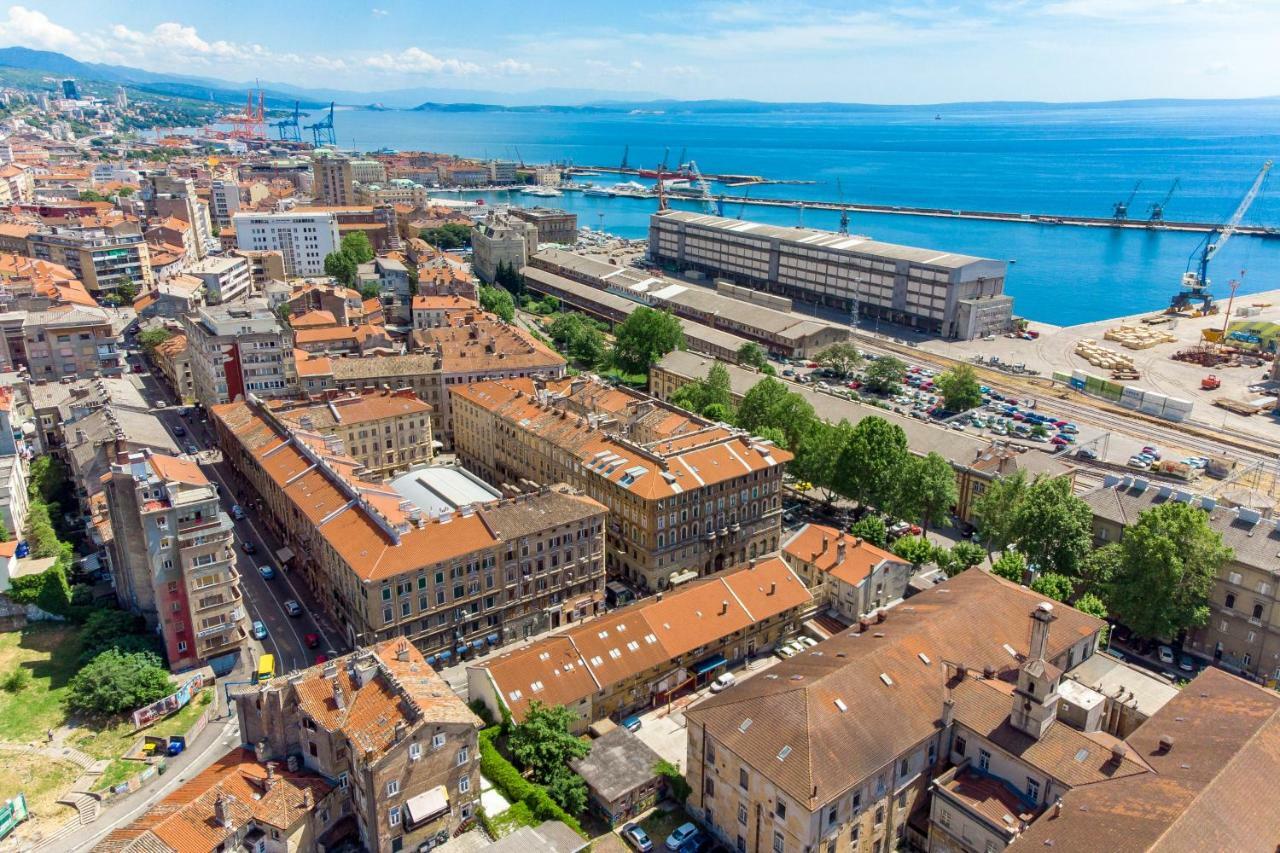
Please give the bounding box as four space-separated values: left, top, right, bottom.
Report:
471 211 538 283
183 300 295 408
0 450 27 540
208 178 240 227
313 153 356 206
1082 478 1280 681
284 281 369 326
266 389 435 480
570 727 665 826
781 522 912 620
185 254 252 304
233 210 340 277
469 555 810 731
411 293 479 329
452 375 792 591
103 450 248 669
649 210 1013 340
152 332 195 403
487 160 517 184
294 204 401 253
21 304 124 378
27 221 153 296
230 247 286 289
650 351 1075 523
237 639 483 853
27 374 150 454
212 395 608 653
98 748 342 853
351 159 388 184
509 207 577 245
133 274 205 320
532 248 850 358
144 175 215 260
293 323 396 357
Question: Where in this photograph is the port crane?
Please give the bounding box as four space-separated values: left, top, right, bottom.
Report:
1112 180 1143 220
273 101 302 142
620 145 629 170
1147 178 1180 222
305 102 337 147
836 178 850 235
1171 160 1272 314
687 160 715 214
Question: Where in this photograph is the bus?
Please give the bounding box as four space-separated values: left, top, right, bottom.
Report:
256 654 276 683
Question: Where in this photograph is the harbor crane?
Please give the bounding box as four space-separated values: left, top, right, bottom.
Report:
620 145 629 170
273 101 302 142
1171 160 1272 314
676 147 687 169
305 102 337 147
1112 180 1143 220
1147 178 1180 222
836 178 850 235
688 160 715 214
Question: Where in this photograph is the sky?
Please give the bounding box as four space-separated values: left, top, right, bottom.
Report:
1 0 1278 103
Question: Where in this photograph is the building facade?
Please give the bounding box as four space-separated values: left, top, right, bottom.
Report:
209 178 241 228
472 212 538 283
183 300 296 408
21 305 124 378
313 154 356 207
232 211 340 277
27 222 154 296
185 254 253 304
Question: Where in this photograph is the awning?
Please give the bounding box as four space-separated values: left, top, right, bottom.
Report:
668 568 699 587
276 547 295 563
425 655 437 666
470 639 484 650
405 785 449 825
438 649 452 661
486 633 500 645
456 645 468 656
693 653 727 675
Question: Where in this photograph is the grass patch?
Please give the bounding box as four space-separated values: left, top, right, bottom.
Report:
0 624 82 742
0 752 77 824
487 801 537 838
81 691 214 791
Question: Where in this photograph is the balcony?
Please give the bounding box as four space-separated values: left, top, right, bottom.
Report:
192 585 242 613
188 566 241 593
196 607 245 639
197 624 247 655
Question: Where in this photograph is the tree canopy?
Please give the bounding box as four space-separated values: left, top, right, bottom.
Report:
139 327 174 352
66 649 172 717
892 535 935 568
838 416 909 511
736 377 814 450
611 307 684 375
323 250 357 286
816 342 863 377
548 313 607 367
506 701 591 815
972 470 1029 554
736 342 769 371
419 222 473 250
863 356 907 394
849 515 888 548
339 231 375 264
790 420 853 503
670 363 735 418
935 364 983 413
1010 476 1094 577
991 549 1027 583
478 285 515 323
896 452 957 531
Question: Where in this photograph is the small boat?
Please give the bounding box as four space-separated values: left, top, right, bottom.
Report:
583 185 613 197
521 186 563 197
934 114 942 120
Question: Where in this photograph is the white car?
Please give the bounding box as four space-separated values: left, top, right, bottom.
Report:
709 672 737 693
776 644 799 659
797 636 818 648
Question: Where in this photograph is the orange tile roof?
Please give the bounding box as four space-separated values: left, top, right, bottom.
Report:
269 391 432 431
412 294 478 311
290 309 338 329
149 453 208 486
783 522 904 586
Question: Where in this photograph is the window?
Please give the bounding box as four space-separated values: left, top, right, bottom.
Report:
851 824 860 843
1229 571 1243 586
1026 777 1040 802
775 798 787 820
739 768 749 790
738 804 748 825
705 777 715 797
705 741 716 762
940 808 951 828
460 775 471 793
772 831 785 853
1254 604 1265 620
410 743 421 761
387 780 399 797
826 804 837 827
737 837 747 853
875 806 884 825
1226 593 1237 609
899 757 909 777
389 805 401 827
851 791 861 812
978 749 991 772
338 772 349 789
432 733 445 749
457 746 469 765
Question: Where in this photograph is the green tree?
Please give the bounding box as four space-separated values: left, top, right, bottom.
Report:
507 702 591 786
816 342 863 378
656 759 691 803
752 426 788 449
790 420 853 503
494 261 525 295
1078 543 1120 598
138 327 174 352
849 515 888 549
66 649 172 717
1073 592 1108 620
358 282 382 301
276 304 292 327
478 285 515 322
1107 501 1231 640
611 307 684 375
339 231 375 264
668 362 735 417
323 250 357 286
894 452 957 532
892 535 935 570
115 277 139 303
420 223 473 250
863 356 907 394
949 541 987 574
736 342 769 371
544 770 588 816
991 549 1027 583
78 189 107 202
736 378 814 450
972 470 1028 554
1010 476 1094 577
115 186 135 197
1030 572 1076 603
935 364 983 413
837 416 909 511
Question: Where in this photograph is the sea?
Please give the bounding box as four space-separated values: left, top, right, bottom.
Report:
307 101 1280 326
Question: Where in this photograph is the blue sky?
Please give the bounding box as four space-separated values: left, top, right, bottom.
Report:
1 1 1277 102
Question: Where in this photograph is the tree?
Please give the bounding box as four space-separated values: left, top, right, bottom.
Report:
736 378 814 450
991 549 1027 583
837 416 909 511
139 327 174 352
78 189 107 202
1030 572 1076 603
611 307 684 375
276 304 292 326
752 425 788 449
849 515 888 548
358 282 382 301
816 342 863 378
972 470 1028 554
420 223 473 250
494 261 525 296
544 769 588 815
935 364 983 413
78 609 158 666
863 356 906 394
323 250 357 286
66 649 172 717
1107 501 1232 640
1010 476 1093 577
673 363 734 417
115 186 135 197
1073 592 1108 620
507 702 591 786
949 541 987 574
339 231 375 264
656 759 692 803
790 420 853 503
478 285 515 323
892 535 935 570
736 342 769 371
894 452 957 531
115 277 139 303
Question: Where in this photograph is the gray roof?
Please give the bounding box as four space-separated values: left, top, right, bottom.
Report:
1082 482 1280 573
1065 652 1179 718
480 488 603 540
27 376 148 414
485 821 588 853
388 465 500 517
569 727 664 803
22 306 111 330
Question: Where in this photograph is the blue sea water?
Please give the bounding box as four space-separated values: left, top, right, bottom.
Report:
316 102 1280 325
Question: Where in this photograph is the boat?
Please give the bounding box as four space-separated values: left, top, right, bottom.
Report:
638 166 694 180
934 114 942 120
609 181 652 198
583 185 613 197
521 186 563 197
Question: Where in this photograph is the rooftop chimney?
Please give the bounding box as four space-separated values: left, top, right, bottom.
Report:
822 535 829 553
768 582 776 596
302 788 314 810
394 720 408 743
749 558 757 570
214 793 233 829
836 540 846 564
941 698 955 727
1110 744 1128 765
396 639 410 662
876 609 886 624
1029 602 1055 662
333 682 346 710
264 762 278 792
1158 734 1175 753
720 599 729 616
1052 798 1063 818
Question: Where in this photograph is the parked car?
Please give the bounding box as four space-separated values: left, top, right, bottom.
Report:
230 505 246 520
797 636 818 648
621 715 642 733
710 672 737 693
622 823 654 852
251 621 268 640
172 425 186 437
314 654 328 665
283 599 302 617
1051 436 1069 447
1178 654 1196 673
1076 447 1098 460
888 521 911 537
776 643 799 659
1157 645 1175 665
677 832 709 853
258 565 275 580
185 444 199 456
241 541 257 554
304 633 320 649
665 823 699 851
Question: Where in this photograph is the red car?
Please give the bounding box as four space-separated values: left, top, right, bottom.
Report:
314 654 328 665
304 633 320 649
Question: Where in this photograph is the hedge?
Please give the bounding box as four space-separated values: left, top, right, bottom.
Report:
478 726 585 838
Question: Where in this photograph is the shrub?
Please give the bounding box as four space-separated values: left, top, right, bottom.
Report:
478 727 585 837
1 668 29 693
66 650 172 717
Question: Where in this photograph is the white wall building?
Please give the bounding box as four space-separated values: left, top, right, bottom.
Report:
232 211 339 278
186 255 253 304
209 179 241 228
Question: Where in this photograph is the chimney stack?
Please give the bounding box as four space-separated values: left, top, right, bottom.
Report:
396 638 410 662
768 581 776 596
1029 602 1055 662
302 788 314 810
836 540 846 563
264 762 277 792
749 557 757 570
394 720 407 742
333 682 346 710
822 535 829 553
1110 744 1128 765
941 698 955 727
720 599 729 616
214 793 233 829
1158 735 1175 753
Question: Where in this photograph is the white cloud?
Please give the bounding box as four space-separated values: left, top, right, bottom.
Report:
365 47 482 75
0 6 79 51
371 7 389 16
493 58 535 76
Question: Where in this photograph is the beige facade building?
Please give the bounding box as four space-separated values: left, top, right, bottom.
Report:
471 211 538 283
313 154 356 207
27 221 153 296
781 522 912 621
21 304 124 378
452 375 792 592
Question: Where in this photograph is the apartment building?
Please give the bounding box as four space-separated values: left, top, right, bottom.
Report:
351 159 388 184
212 395 608 653
781 522 912 621
266 389 435 480
19 304 124 378
469 555 810 732
144 175 215 260
451 375 792 592
649 210 1013 340
183 300 296 408
1083 478 1280 682
237 639 483 853
229 247 286 289
27 221 153 295
411 293 479 329
488 160 517 184
313 153 356 206
185 254 252 304
152 332 195 403
472 212 538 283
103 450 248 671
509 207 577 245
208 178 241 227
233 210 339 277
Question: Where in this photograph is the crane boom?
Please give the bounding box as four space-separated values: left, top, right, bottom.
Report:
1205 160 1271 263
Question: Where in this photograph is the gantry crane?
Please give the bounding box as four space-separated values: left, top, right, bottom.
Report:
305 102 337 147
1112 180 1143 220
1147 178 1180 222
274 101 302 142
837 177 850 235
1171 160 1272 314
